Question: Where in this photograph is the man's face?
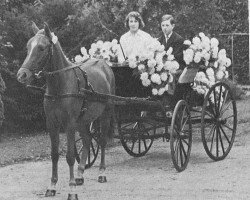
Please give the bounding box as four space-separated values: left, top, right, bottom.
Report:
161 19 174 36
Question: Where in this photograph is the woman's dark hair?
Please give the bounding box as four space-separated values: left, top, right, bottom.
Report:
125 11 145 29
161 14 175 25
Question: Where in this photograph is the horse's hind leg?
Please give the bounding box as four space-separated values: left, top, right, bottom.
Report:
45 127 60 197
75 124 91 185
98 108 113 183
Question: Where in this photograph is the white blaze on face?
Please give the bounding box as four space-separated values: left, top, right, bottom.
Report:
26 39 38 62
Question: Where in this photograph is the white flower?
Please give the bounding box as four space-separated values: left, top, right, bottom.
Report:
204 52 211 61
128 57 137 68
140 72 149 81
168 61 179 73
165 84 169 91
142 79 151 87
75 55 84 63
168 54 175 61
160 72 168 81
184 40 191 45
195 72 206 82
152 88 158 95
206 68 214 76
166 47 173 55
225 71 229 78
210 38 219 48
212 46 219 59
192 36 201 47
194 52 202 63
147 59 157 68
149 67 155 75
214 61 218 68
218 49 226 59
216 70 224 80
225 58 231 67
158 88 165 95
151 73 162 85
138 64 145 71
111 39 118 44
80 47 88 56
183 48 194 65
199 32 206 38
156 63 164 71
51 32 58 44
96 40 104 47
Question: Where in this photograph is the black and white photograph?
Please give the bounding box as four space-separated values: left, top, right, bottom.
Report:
0 0 249 199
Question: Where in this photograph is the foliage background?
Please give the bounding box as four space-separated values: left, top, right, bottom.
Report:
0 0 248 133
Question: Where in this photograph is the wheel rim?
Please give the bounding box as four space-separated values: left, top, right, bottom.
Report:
201 82 237 161
75 121 100 169
170 100 192 172
120 120 156 157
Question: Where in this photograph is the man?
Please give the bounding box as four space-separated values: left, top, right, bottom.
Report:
158 14 186 69
158 14 191 111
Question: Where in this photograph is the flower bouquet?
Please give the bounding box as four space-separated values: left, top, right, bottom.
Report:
183 32 231 96
127 38 180 96
75 39 125 65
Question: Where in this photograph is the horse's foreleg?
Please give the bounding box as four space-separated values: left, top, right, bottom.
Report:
66 128 78 200
75 124 91 186
45 129 59 197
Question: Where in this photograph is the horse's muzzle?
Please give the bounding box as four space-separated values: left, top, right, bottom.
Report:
17 68 33 84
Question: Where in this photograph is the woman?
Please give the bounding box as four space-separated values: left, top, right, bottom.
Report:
116 11 152 97
120 11 152 60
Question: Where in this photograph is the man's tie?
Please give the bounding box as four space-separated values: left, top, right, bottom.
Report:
165 35 169 44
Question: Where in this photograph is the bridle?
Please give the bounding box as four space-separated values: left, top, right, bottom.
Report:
24 34 93 100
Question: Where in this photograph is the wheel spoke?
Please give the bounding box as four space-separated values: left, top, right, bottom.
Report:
213 88 218 114
219 125 231 145
220 90 229 112
180 140 187 161
222 123 234 131
204 110 214 119
209 125 216 152
216 126 219 157
220 100 233 116
218 85 223 111
218 127 225 154
179 141 184 166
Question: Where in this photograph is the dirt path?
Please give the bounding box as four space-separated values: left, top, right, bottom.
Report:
1 97 250 200
1 126 250 200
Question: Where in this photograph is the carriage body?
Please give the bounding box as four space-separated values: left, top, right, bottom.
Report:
76 63 237 172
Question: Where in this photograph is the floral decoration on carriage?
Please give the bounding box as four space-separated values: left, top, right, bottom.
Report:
75 38 180 96
183 32 231 97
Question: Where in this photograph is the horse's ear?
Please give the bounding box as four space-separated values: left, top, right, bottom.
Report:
31 21 39 35
44 22 52 40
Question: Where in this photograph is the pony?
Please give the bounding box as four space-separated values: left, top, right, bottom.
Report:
17 22 115 199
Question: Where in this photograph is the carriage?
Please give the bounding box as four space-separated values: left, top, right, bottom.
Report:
75 64 237 172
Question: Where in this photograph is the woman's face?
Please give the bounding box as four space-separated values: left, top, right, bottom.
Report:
161 19 174 36
128 17 139 33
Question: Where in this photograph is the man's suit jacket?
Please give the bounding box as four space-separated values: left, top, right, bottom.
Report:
158 31 186 69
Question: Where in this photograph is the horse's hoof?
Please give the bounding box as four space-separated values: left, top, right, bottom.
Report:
45 189 56 197
67 193 78 200
75 178 84 186
98 176 107 183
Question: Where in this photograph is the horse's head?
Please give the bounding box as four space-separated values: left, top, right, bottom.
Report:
17 22 55 84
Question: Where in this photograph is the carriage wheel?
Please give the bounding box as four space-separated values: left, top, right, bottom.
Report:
201 82 237 161
75 121 100 169
119 118 156 157
170 100 192 172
